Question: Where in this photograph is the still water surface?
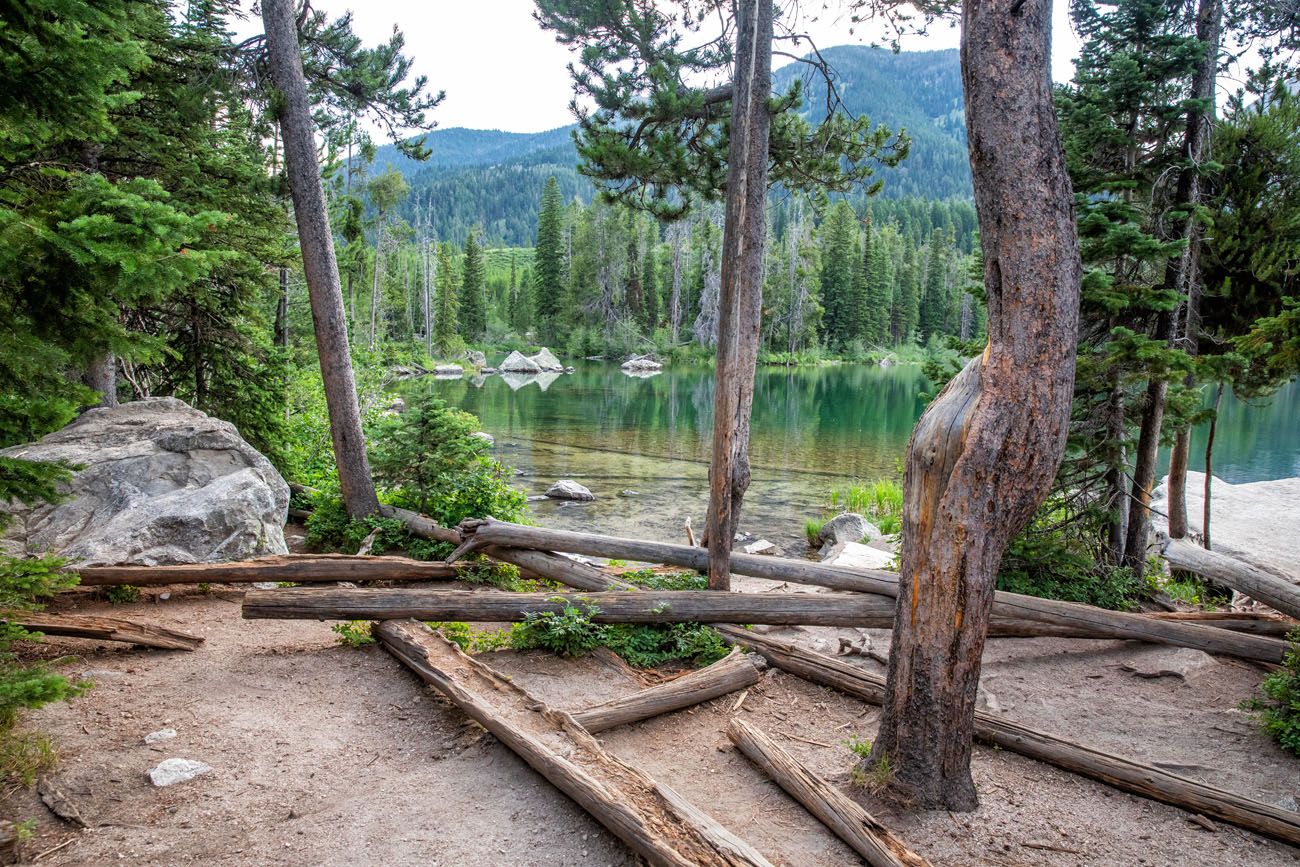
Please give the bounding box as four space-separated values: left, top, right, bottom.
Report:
425 363 1299 550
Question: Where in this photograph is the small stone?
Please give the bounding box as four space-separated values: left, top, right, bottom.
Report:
1121 647 1219 681
742 539 776 555
144 728 177 745
618 490 639 497
546 480 596 501
1275 795 1298 813
148 758 211 787
80 669 125 681
251 582 278 590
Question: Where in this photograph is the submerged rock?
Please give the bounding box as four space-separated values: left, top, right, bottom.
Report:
546 480 596 501
0 398 288 565
529 347 565 372
500 351 542 374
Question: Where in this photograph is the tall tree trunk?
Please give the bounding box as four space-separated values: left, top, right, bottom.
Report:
1124 0 1222 572
669 223 684 343
868 0 1080 811
261 0 379 519
1164 0 1222 542
1203 382 1222 550
703 0 772 591
83 354 119 409
369 224 384 350
274 267 289 349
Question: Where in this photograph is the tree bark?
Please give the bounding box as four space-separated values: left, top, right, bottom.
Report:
242 588 900 626
573 648 764 734
720 626 1300 848
727 718 932 867
704 0 772 590
376 619 776 866
1161 538 1300 619
83 354 118 409
261 0 379 519
870 0 1082 811
11 612 202 651
75 554 458 587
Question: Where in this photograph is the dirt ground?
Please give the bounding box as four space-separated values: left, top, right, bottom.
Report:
6 565 1300 865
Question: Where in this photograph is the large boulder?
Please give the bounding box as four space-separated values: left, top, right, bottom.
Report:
621 355 663 373
0 398 289 565
528 347 565 372
817 512 880 547
464 349 487 369
546 480 596 502
500 351 542 374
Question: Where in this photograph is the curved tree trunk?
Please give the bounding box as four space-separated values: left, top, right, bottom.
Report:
868 0 1080 811
704 0 772 590
262 0 379 519
82 353 119 409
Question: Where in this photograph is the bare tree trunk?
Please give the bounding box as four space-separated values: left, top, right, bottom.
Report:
369 224 384 350
704 0 772 591
1203 382 1222 549
1103 369 1128 562
669 223 684 343
83 354 119 408
868 0 1080 811
261 0 379 519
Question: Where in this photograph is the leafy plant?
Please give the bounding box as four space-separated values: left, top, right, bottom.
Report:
1243 630 1300 757
514 602 606 657
603 623 729 669
332 621 375 648
104 584 140 604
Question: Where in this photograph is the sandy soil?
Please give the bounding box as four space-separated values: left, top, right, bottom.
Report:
5 572 1300 866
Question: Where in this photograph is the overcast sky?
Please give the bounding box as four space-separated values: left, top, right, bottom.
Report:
279 0 1083 134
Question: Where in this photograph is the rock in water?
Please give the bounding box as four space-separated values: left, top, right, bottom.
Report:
464 349 487 369
546 480 596 501
817 513 881 547
621 355 663 372
500 351 542 374
528 347 565 372
433 364 465 377
0 397 289 565
148 758 211 787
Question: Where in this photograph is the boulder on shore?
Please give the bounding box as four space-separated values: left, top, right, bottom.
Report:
500 351 542 374
545 480 596 502
0 397 289 565
464 349 487 369
817 512 880 548
621 355 663 373
529 347 565 372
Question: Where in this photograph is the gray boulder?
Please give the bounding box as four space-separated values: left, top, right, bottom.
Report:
0 397 289 565
500 351 542 374
546 480 596 502
621 355 663 373
464 349 487 369
817 512 881 548
529 347 565 372
433 364 465 377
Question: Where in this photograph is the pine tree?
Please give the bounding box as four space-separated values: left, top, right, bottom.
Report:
817 202 859 351
434 242 460 351
534 177 565 339
460 230 486 341
642 221 660 331
863 217 892 345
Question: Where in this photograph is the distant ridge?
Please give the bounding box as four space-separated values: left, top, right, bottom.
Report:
375 45 971 245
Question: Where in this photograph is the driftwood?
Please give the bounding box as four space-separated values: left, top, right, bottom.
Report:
727 718 931 867
242 588 898 626
376 619 774 866
574 648 765 734
10 612 203 651
465 521 1287 662
717 626 1300 848
76 554 459 587
1161 537 1300 621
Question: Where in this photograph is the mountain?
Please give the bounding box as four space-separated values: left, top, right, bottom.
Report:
375 46 970 246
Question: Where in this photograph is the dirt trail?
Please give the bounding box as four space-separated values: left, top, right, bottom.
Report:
6 578 1299 866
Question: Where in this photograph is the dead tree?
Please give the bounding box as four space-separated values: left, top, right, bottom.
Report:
261 0 379 518
868 0 1082 810
704 0 772 590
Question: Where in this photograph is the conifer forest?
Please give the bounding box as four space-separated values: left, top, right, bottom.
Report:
0 1 1297 864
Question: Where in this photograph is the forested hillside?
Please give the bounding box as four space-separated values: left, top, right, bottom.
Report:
374 46 970 245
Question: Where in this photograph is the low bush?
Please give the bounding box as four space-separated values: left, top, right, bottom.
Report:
1243 630 1300 757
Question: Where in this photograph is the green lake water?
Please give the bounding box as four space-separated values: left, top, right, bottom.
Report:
425 363 1299 551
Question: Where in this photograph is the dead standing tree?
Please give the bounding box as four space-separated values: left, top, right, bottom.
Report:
865 0 1082 810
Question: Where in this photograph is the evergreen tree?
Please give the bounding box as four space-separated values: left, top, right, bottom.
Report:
533 176 565 339
817 202 859 351
460 229 486 341
641 221 660 331
433 242 460 351
863 217 892 345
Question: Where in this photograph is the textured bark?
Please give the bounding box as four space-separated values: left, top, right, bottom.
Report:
377 620 775 866
1161 538 1300 619
76 554 458 587
871 0 1082 810
721 627 1300 848
705 0 772 590
262 0 379 519
83 354 119 408
241 588 899 626
574 649 764 734
11 612 202 651
727 718 932 867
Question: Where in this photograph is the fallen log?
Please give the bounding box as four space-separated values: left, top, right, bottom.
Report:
10 612 203 651
1145 611 1298 637
1161 538 1300 621
726 718 931 867
376 619 774 866
573 648 765 734
75 554 459 587
242 588 899 626
483 545 637 591
716 626 1300 848
465 521 1287 662
379 504 461 545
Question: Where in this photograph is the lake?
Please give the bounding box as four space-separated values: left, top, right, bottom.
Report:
425 363 1300 552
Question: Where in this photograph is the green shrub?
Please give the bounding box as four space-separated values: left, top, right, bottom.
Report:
603 623 729 668
997 529 1142 610
104 584 140 604
514 602 606 657
332 620 375 647
1243 630 1300 757
0 556 84 735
